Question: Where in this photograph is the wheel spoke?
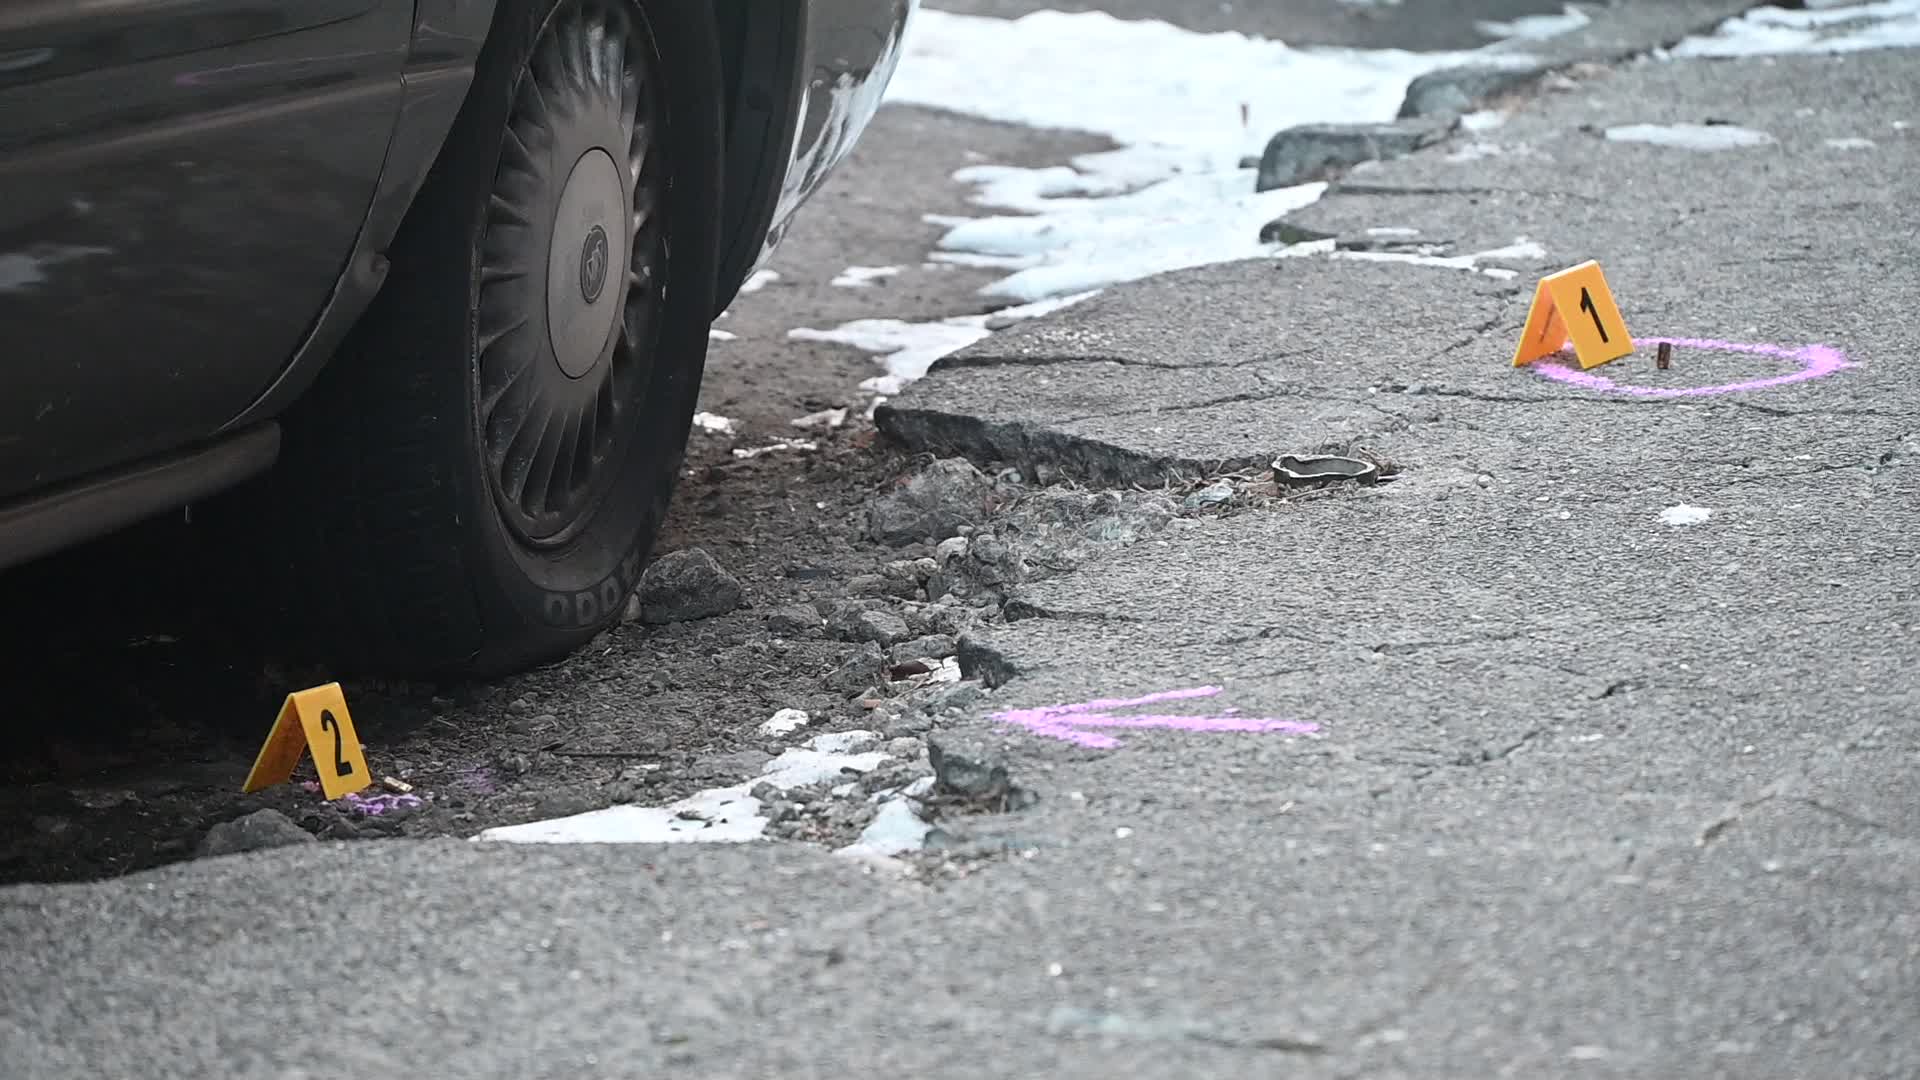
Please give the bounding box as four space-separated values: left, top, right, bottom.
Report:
546 408 584 510
500 398 555 506
477 322 532 406
519 404 570 515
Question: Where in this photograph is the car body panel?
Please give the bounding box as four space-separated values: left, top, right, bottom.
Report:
737 0 916 292
0 0 912 566
219 0 496 431
0 0 413 499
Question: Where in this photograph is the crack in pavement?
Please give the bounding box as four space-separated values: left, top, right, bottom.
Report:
1698 787 1897 848
1371 630 1524 656
1327 181 1598 203
933 350 1308 373
1000 599 1143 624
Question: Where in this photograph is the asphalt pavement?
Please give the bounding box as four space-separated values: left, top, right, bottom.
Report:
5 5 1918 1079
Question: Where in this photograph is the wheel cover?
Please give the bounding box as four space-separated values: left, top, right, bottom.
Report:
477 1 664 548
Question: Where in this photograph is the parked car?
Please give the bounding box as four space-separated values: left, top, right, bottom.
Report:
0 0 914 676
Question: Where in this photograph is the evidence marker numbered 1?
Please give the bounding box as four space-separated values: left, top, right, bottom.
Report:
1512 259 1634 371
242 682 373 800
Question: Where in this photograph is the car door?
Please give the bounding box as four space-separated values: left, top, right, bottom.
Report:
0 0 413 500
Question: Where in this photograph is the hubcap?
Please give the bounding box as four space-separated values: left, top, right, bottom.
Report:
475 1 665 547
546 148 626 378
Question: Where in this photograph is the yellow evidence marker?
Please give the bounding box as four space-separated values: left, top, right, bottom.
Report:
242 682 372 800
1511 260 1634 370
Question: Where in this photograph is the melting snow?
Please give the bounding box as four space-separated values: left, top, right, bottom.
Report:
1475 5 1592 41
475 734 893 845
832 265 904 287
692 412 737 435
1826 136 1878 149
789 290 1100 394
884 9 1543 304
1659 505 1714 527
758 708 811 737
836 799 934 858
1669 1 1920 57
1317 236 1546 280
1604 123 1777 150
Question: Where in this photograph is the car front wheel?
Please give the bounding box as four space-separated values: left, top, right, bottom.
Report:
265 0 723 677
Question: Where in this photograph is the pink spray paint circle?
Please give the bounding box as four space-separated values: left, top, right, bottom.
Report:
1528 337 1854 398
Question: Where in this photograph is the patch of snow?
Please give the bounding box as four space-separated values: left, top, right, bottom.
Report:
758 708 811 737
808 730 881 754
475 744 891 844
1461 109 1509 132
692 412 737 435
1325 236 1544 279
1659 504 1714 527
789 291 1100 394
1670 1 1920 58
708 328 737 341
1605 123 1776 150
835 799 934 858
924 249 1041 270
1474 237 1549 262
1825 136 1878 149
939 165 1328 302
884 9 1547 304
738 268 779 294
1476 5 1591 41
831 265 904 288
1445 140 1506 162
1365 227 1421 238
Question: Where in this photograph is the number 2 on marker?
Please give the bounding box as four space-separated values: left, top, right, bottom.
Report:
319 709 353 777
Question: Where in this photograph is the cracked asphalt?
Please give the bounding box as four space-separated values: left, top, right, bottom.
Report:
5 5 1919 1080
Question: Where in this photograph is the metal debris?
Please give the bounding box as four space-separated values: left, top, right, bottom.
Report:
1273 454 1380 487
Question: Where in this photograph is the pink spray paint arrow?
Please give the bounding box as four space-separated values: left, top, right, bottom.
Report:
992 686 1320 749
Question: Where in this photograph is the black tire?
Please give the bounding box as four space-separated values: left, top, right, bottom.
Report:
264 0 723 678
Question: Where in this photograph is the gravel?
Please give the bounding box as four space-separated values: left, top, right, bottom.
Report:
765 604 824 636
824 643 888 697
829 605 913 647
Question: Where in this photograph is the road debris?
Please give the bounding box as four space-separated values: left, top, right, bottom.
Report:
380 776 414 794
791 407 849 430
1181 480 1234 509
867 457 1000 546
341 792 425 816
731 437 818 459
1657 341 1673 370
198 809 315 858
1273 454 1379 487
637 548 746 625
